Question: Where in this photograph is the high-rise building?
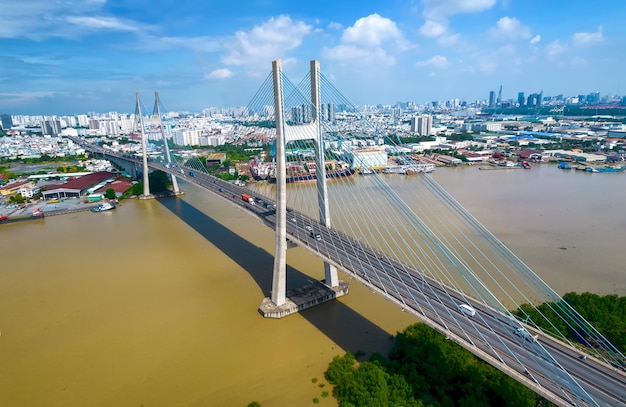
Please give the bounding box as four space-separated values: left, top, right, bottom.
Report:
0 114 13 130
410 115 432 136
320 103 335 122
518 92 525 106
488 91 496 108
586 92 600 104
41 120 61 135
291 106 303 124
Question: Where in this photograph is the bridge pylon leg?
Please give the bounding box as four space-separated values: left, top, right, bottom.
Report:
154 91 183 196
258 59 348 319
136 92 152 199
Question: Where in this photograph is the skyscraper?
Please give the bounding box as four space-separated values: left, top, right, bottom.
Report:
411 115 432 136
517 92 525 107
0 114 12 130
488 91 496 108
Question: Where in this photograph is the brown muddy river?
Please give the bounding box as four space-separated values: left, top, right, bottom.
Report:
1 163 624 406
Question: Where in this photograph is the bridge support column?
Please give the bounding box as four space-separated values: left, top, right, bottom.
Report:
136 92 153 199
259 59 348 319
310 60 339 288
155 91 183 196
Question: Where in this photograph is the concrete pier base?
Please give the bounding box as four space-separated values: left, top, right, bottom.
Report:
138 190 185 200
258 280 349 318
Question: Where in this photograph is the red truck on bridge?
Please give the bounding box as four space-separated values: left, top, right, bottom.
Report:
241 193 255 204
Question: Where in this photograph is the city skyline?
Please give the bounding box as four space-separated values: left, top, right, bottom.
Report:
1 0 625 116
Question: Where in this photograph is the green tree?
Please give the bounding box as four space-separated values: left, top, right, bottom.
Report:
513 292 626 354
9 193 26 204
125 182 143 196
149 170 170 193
325 352 423 407
104 188 116 199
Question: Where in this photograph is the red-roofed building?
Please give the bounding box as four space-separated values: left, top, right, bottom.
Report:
42 171 117 200
94 178 134 198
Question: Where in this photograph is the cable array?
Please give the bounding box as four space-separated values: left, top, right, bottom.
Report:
137 67 623 406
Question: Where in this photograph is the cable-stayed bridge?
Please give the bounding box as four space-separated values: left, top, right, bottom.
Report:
70 61 625 407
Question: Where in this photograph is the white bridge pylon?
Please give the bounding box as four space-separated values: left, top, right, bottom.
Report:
270 59 339 307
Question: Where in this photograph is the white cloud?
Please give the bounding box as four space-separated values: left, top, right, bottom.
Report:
479 61 496 74
490 17 531 40
530 35 541 44
328 22 342 30
341 14 405 48
418 0 494 46
15 55 64 66
324 14 410 64
65 16 140 32
419 20 447 38
421 0 497 20
572 27 605 46
437 33 460 46
415 55 449 69
0 0 146 39
206 68 233 80
142 36 221 53
222 15 312 72
0 90 57 106
546 40 567 58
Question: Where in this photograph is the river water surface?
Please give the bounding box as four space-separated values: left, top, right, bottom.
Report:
1 163 624 406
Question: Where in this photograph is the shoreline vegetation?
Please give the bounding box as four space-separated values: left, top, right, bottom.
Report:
324 323 546 407
513 292 626 356
315 292 624 407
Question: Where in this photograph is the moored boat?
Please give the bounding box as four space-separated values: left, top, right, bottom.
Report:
557 162 572 170
91 202 116 212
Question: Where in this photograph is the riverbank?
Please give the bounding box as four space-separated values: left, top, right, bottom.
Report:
0 199 114 224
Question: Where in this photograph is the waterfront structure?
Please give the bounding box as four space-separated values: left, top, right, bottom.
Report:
541 149 607 163
0 180 39 198
41 171 117 200
342 148 388 170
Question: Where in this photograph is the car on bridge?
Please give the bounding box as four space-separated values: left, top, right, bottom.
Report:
458 303 476 317
310 230 321 240
514 327 538 343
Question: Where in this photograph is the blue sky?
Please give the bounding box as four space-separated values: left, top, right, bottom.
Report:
1 0 624 115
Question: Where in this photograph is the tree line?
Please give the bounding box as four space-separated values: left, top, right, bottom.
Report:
325 323 550 407
514 292 626 355
322 292 624 406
